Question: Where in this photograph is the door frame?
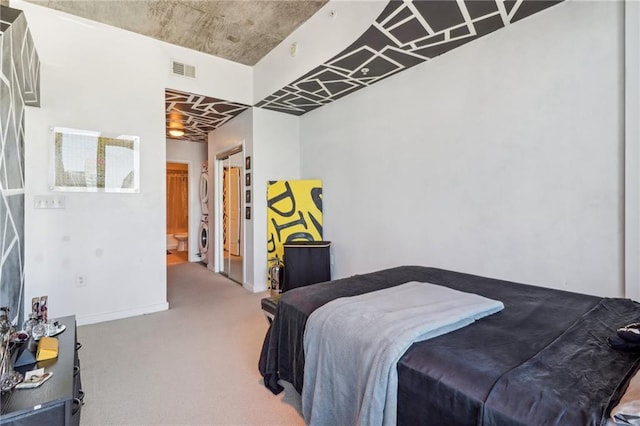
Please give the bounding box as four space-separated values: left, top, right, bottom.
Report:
165 159 193 260
214 144 244 283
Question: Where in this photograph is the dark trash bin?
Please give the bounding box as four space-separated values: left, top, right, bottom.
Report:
283 241 331 292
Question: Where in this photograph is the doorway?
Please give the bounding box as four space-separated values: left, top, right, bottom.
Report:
217 148 243 284
166 162 189 265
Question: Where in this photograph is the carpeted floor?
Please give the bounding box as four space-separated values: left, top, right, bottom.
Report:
77 263 303 425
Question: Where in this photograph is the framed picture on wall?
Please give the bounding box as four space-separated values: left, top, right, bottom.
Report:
245 156 251 170
246 189 251 204
50 127 140 193
245 173 251 187
246 206 251 220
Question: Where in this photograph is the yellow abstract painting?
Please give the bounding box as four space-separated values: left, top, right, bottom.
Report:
267 179 323 285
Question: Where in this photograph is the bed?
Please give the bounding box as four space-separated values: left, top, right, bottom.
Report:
258 266 640 425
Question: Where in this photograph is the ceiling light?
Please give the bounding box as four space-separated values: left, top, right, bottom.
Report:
169 129 184 137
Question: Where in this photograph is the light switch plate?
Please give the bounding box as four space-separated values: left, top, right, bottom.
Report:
34 195 65 209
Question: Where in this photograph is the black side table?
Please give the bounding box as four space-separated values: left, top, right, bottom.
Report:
1 315 83 426
260 294 281 324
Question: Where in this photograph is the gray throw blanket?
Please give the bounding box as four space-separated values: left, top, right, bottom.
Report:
302 281 504 426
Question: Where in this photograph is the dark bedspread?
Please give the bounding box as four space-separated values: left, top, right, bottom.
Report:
258 266 640 425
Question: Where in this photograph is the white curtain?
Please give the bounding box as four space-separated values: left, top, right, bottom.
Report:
166 170 188 234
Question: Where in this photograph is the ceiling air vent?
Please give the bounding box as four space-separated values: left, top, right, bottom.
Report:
172 60 196 78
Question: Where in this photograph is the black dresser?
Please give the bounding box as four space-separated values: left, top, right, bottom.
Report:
0 315 83 425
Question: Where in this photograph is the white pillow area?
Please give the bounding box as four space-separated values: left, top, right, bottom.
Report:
611 369 640 425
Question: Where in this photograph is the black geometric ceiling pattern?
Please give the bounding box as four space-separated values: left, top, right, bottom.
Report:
256 0 562 115
165 89 250 143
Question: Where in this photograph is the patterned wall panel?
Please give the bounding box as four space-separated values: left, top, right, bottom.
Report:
165 89 250 143
256 0 562 115
0 5 40 323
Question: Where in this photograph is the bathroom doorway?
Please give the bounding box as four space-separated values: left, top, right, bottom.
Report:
216 148 243 284
167 162 189 265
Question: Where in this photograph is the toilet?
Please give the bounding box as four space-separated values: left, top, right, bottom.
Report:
174 233 188 252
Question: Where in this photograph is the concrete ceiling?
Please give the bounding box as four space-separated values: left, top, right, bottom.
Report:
24 0 328 65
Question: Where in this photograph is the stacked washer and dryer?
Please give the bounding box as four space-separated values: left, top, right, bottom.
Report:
198 163 210 264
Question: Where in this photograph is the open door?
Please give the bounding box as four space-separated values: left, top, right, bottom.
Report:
218 148 244 284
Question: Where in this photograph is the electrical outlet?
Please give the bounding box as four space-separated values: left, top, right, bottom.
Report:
76 275 87 287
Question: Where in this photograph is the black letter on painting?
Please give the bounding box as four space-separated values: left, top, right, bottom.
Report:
271 211 308 242
311 187 322 212
267 181 296 217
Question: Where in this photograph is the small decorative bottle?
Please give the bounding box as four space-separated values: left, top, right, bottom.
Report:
31 316 46 341
22 313 37 335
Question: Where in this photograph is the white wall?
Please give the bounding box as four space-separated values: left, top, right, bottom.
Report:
625 1 640 300
251 108 301 292
17 0 251 324
299 0 624 297
208 108 300 293
166 138 208 262
208 109 253 287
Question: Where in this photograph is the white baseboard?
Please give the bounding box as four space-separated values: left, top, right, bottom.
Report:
76 302 169 326
243 281 268 293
